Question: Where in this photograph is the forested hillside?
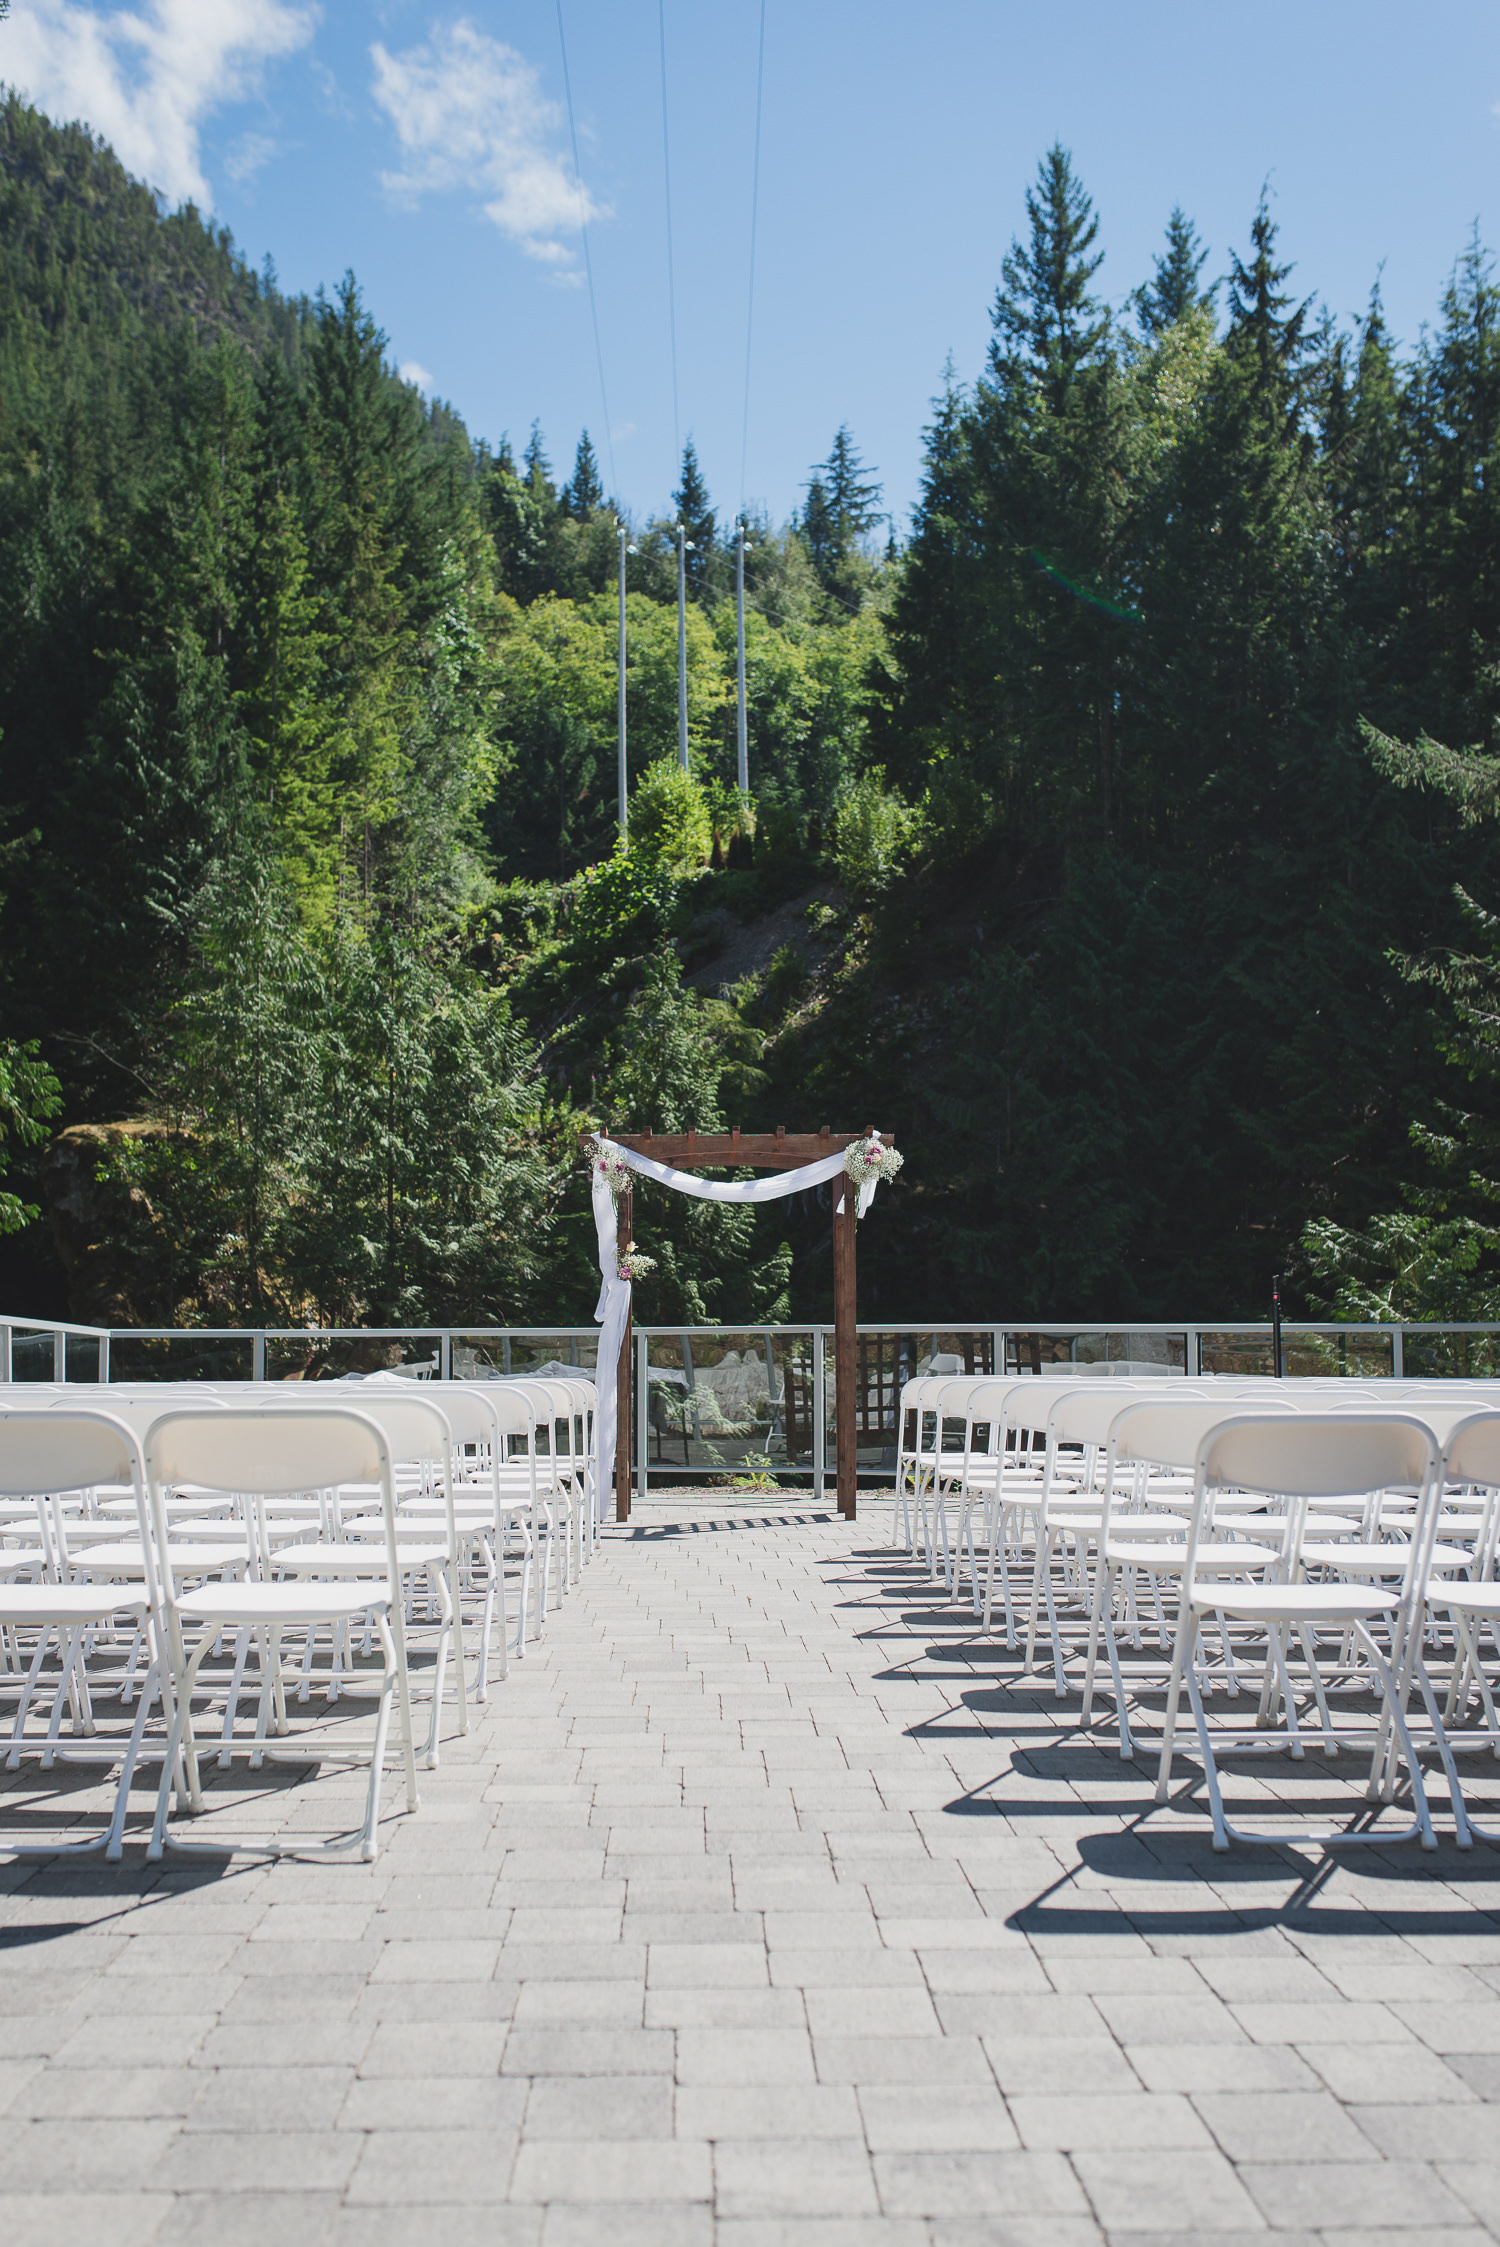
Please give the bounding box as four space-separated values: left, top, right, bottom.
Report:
4 95 1500 1330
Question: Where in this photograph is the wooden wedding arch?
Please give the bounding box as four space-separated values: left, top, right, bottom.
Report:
603 1127 894 1522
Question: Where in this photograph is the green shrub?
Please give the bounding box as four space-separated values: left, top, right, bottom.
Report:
630 757 712 872
832 771 924 901
569 848 677 956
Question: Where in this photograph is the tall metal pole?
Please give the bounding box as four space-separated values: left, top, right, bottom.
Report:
736 522 749 794
617 523 629 837
676 521 689 770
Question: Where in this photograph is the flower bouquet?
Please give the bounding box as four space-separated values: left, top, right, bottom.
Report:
843 1132 904 1196
617 1247 656 1283
590 1141 633 1201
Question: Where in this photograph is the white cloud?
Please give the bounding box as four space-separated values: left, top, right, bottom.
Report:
399 360 433 392
5 0 315 206
370 18 605 272
224 129 278 184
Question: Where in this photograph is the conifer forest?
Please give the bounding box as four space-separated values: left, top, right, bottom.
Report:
7 95 1500 1333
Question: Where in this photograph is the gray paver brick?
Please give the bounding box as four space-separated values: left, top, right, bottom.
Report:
1240 2155 1476 2228
715 2136 879 2217
0 2194 173 2247
1072 2145 1266 2231
524 2074 675 2139
540 2207 711 2247
511 2138 711 2202
871 2147 1087 2217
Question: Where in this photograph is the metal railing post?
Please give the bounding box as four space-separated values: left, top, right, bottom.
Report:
440 1331 452 1380
636 1328 649 1501
0 1324 10 1382
98 1333 109 1383
53 1328 65 1383
1392 1326 1405 1380
1186 1326 1199 1376
813 1326 827 1503
252 1331 266 1382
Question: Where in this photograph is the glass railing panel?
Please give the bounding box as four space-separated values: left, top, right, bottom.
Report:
106 1333 256 1382
1196 1329 1395 1378
451 1333 599 1379
7 1328 57 1382
1399 1328 1500 1379
262 1332 439 1382
644 1329 812 1483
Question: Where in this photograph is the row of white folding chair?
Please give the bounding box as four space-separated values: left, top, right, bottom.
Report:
0 1405 422 1860
1007 1384 1300 1683
1086 1403 1500 1849
912 1376 1218 1626
953 1380 1500 1664
387 1376 592 1612
1063 1398 1500 1848
97 1378 535 1678
18 1372 581 1668
28 1387 468 1766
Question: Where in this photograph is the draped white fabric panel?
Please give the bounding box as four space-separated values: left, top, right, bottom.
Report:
589 1135 890 1501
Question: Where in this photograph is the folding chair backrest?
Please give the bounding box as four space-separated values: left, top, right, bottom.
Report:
347 1394 451 1468
1440 1410 1500 1490
0 1408 142 1498
1200 1412 1436 1501
145 1407 390 1495
1111 1396 1295 1474
958 1380 1017 1445
48 1393 227 1437
421 1385 498 1448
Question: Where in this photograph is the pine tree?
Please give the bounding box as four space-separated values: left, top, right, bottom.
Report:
990 144 1109 406
523 421 556 505
672 439 715 597
562 429 605 518
1133 207 1214 337
1224 192 1311 404
801 426 883 594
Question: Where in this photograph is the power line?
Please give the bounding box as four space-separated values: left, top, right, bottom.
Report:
658 0 681 472
554 0 617 499
739 0 767 516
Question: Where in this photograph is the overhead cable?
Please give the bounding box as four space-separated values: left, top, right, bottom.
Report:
658 0 681 470
555 0 618 498
739 0 767 516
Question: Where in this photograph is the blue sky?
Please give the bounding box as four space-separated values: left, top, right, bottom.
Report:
6 2 1500 531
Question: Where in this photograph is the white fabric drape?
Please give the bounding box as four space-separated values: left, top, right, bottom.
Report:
589 1134 892 1501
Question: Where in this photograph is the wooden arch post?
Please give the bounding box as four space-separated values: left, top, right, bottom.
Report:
603 1126 892 1523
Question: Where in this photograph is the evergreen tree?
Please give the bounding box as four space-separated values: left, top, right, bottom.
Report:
1133 206 1214 336
991 143 1109 406
523 421 556 506
672 439 715 597
801 426 883 597
1224 192 1312 404
562 429 605 517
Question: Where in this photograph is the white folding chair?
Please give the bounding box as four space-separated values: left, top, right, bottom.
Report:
1152 1412 1448 1851
266 1394 466 1766
1412 1410 1500 1846
144 1407 420 1862
0 1410 166 1858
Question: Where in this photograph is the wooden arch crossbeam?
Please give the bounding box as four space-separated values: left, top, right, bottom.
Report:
603 1127 893 1521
